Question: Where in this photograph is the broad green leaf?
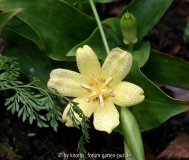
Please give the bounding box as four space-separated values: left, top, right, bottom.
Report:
119 0 173 41
0 8 25 35
141 50 189 90
62 0 78 5
4 29 52 85
0 0 97 60
130 42 150 67
66 18 150 67
5 17 43 50
80 0 114 3
115 60 189 132
94 0 114 2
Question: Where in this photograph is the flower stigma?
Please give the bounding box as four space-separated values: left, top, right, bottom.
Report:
81 72 115 107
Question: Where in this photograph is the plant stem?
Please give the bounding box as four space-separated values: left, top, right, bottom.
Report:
88 0 110 55
129 43 133 51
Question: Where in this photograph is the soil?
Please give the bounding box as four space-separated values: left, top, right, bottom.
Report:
1 0 189 160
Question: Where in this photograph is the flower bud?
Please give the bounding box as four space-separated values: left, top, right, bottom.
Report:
120 11 138 45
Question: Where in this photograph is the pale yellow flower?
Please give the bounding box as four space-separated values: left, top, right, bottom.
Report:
48 45 144 134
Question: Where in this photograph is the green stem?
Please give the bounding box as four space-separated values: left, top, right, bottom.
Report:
77 0 82 10
88 0 110 55
129 43 133 51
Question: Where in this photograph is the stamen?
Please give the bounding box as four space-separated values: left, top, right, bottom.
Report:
81 73 115 107
99 94 105 107
86 97 90 103
110 92 116 97
81 83 93 90
102 77 113 87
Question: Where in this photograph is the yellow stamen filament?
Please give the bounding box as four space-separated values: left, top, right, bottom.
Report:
99 94 105 107
81 83 93 90
102 77 113 87
81 73 115 107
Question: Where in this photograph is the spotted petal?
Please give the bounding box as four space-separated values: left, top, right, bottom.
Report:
76 45 101 81
48 69 87 97
113 82 145 107
93 101 119 134
102 48 133 86
62 97 97 126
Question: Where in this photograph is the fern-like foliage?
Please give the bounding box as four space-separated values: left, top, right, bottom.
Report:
0 54 90 154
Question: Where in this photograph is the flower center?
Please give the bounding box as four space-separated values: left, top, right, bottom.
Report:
81 72 115 107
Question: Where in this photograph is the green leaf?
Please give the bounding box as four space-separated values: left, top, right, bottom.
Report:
115 60 189 132
38 115 47 121
130 42 150 67
0 8 25 35
29 116 33 124
0 0 97 60
22 112 27 122
141 50 189 89
11 106 15 114
121 107 144 160
5 17 43 50
27 106 32 115
62 0 78 5
94 0 114 3
119 0 173 41
15 100 19 112
18 107 24 117
4 30 52 85
78 0 114 4
66 18 150 67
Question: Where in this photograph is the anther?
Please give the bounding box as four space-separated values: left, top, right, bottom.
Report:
102 77 113 87
111 92 116 97
81 83 93 90
99 94 105 107
86 98 90 103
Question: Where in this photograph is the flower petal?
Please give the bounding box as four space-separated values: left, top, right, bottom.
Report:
62 97 97 127
93 101 119 134
48 69 87 97
76 45 101 81
102 48 133 86
113 82 144 107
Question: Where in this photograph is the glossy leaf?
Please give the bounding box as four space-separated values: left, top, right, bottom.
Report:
0 8 25 35
5 17 43 50
0 0 97 60
115 60 189 132
66 18 150 67
62 0 78 5
119 0 173 41
141 50 189 90
4 29 52 85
